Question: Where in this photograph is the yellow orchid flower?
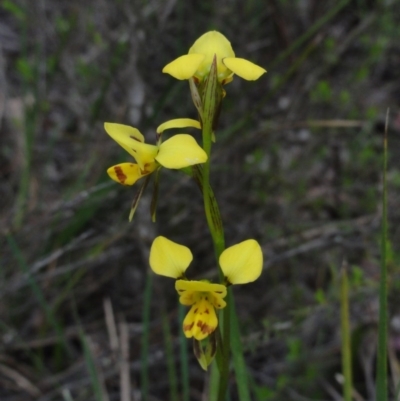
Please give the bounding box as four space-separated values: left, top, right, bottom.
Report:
105 119 205 186
162 31 266 84
149 236 263 341
105 119 203 221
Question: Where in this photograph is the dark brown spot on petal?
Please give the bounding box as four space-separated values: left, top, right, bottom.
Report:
205 309 209 314
215 291 223 294
203 326 213 334
194 308 198 313
183 323 194 332
130 136 141 142
114 166 127 184
197 321 214 335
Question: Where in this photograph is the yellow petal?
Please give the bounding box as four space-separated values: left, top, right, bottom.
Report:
149 236 192 279
176 280 226 295
222 57 266 81
156 118 201 134
104 122 144 143
104 122 158 171
156 134 207 169
178 290 196 306
127 141 158 172
189 31 235 58
189 31 235 80
176 280 227 308
182 297 218 341
162 54 204 80
219 239 263 284
210 293 227 309
107 163 146 186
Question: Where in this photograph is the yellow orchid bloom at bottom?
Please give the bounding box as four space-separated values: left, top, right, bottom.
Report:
149 236 263 341
176 280 226 340
104 118 203 221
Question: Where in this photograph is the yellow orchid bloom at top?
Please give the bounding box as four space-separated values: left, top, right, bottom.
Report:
162 31 266 85
105 118 203 186
149 236 263 341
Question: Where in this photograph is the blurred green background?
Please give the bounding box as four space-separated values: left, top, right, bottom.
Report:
1 0 400 400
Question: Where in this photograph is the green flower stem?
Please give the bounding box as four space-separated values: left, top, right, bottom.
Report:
200 57 225 260
201 149 231 400
190 165 224 251
200 111 231 388
201 134 225 258
199 56 230 400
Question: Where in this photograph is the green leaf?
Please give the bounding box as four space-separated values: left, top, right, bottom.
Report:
376 109 389 401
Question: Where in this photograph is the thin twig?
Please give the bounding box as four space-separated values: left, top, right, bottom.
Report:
119 319 131 401
104 298 119 356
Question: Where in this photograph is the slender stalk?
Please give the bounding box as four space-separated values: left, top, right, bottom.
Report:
80 333 105 401
199 57 230 400
162 307 179 401
179 304 190 401
376 109 389 401
201 125 219 254
71 295 105 401
200 59 225 260
209 362 220 401
218 297 231 401
201 109 231 400
193 55 252 400
140 270 153 401
230 296 251 400
340 263 352 401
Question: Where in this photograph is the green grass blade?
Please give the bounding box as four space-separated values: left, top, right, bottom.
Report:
340 263 353 401
269 0 351 71
376 109 389 400
230 296 251 401
141 270 153 401
80 332 105 401
395 380 400 401
12 5 34 228
6 234 69 354
209 361 220 401
70 294 105 401
220 0 353 141
218 290 231 401
162 306 179 401
179 304 190 401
